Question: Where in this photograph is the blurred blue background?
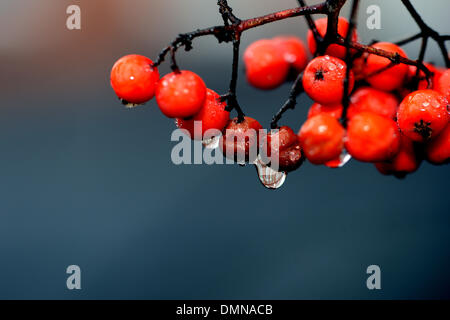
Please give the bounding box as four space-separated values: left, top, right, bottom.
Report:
0 0 449 299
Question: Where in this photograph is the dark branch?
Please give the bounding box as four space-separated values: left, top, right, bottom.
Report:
221 34 245 122
218 0 241 25
153 2 327 69
337 37 433 83
297 0 322 44
395 32 422 46
270 74 304 129
340 0 360 126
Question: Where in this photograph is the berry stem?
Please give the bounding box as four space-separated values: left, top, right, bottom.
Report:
340 0 360 127
222 34 246 123
395 32 423 46
218 0 241 25
270 74 304 129
169 47 180 73
297 0 323 45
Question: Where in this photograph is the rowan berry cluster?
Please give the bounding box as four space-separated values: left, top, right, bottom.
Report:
109 0 449 187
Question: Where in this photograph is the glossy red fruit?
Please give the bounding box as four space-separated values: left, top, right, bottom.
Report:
397 89 449 142
425 123 450 164
220 116 263 163
307 17 358 59
365 42 409 91
307 102 343 120
345 111 401 162
244 39 290 90
110 54 160 105
156 70 207 118
375 134 420 177
303 55 354 104
436 69 450 101
273 36 308 72
347 87 399 120
262 126 304 172
175 89 230 140
298 114 345 164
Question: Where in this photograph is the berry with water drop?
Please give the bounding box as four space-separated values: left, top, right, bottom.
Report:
302 55 354 105
397 89 449 142
220 116 263 163
175 89 230 140
110 54 160 106
262 126 304 172
156 70 207 118
298 114 345 164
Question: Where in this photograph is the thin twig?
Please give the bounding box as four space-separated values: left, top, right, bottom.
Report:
218 0 241 25
221 34 245 122
395 32 422 46
337 37 433 82
401 0 449 68
297 0 322 44
270 74 304 129
340 0 360 126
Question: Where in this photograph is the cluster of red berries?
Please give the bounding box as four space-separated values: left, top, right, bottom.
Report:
110 16 449 180
110 54 231 140
241 17 449 176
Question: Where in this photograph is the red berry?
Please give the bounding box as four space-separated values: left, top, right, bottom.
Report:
345 111 401 162
375 134 420 177
244 39 290 90
298 114 345 164
175 89 230 140
220 117 263 163
307 17 358 59
425 123 450 164
273 36 308 72
436 69 450 101
302 55 354 104
262 126 304 172
156 70 207 118
365 42 409 91
110 54 160 105
347 87 399 120
307 102 343 120
397 89 449 142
